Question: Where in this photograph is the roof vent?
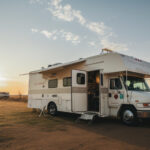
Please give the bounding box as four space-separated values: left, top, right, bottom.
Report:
48 63 62 68
52 63 62 66
101 48 113 54
48 65 52 67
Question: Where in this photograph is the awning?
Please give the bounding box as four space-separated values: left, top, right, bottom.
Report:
30 58 86 74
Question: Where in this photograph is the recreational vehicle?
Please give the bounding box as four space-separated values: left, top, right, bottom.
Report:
28 49 150 125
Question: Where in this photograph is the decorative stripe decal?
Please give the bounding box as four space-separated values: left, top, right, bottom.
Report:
29 87 87 94
72 87 87 93
29 88 71 94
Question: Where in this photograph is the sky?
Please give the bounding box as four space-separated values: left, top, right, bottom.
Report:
0 0 150 94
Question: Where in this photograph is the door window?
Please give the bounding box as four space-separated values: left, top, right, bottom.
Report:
77 73 85 84
110 78 122 90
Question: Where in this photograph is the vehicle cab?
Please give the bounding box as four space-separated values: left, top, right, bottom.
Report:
108 72 150 125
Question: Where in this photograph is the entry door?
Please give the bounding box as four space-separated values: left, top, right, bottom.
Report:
72 70 87 112
108 78 124 107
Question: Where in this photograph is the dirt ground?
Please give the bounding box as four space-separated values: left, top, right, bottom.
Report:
0 100 150 150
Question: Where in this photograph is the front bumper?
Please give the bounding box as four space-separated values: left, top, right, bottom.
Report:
137 110 150 118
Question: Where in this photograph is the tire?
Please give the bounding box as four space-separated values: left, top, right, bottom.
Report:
121 108 138 126
48 102 57 116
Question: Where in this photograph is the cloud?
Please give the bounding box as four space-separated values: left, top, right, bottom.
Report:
88 33 128 51
41 30 52 38
32 28 80 44
29 0 43 4
100 37 128 51
48 4 73 22
73 10 86 25
48 0 86 25
30 0 128 52
86 22 107 35
60 30 80 45
47 0 127 51
89 41 96 47
51 0 62 6
31 28 39 33
40 30 57 39
48 0 107 35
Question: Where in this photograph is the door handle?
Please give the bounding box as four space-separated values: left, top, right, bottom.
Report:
108 93 112 97
52 94 57 98
118 91 121 94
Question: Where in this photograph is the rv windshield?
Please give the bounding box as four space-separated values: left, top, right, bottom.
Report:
123 76 150 91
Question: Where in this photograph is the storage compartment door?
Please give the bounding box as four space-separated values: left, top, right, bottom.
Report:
72 70 87 112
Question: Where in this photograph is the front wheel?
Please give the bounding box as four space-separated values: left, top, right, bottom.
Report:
48 103 57 116
121 108 138 126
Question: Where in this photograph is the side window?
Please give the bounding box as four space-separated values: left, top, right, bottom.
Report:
48 79 58 88
110 78 122 89
63 77 72 87
77 73 85 84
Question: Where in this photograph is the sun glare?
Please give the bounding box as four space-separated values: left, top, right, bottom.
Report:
0 75 7 88
0 76 6 81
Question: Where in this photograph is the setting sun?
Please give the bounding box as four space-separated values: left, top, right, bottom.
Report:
0 74 7 87
0 75 6 81
0 73 28 95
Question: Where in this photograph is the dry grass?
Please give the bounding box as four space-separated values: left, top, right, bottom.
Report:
1 95 28 102
0 100 70 131
10 95 28 102
1 100 150 150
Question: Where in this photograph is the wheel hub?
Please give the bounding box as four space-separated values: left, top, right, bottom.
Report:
123 110 134 122
49 104 56 114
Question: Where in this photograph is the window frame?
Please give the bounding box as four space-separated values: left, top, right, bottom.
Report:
48 79 58 88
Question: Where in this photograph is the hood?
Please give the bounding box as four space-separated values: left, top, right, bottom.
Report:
129 91 150 103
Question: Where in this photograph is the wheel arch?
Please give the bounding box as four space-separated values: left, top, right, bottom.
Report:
47 101 57 110
117 104 137 118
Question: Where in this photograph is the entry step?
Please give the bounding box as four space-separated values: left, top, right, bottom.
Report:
76 112 98 124
80 113 97 120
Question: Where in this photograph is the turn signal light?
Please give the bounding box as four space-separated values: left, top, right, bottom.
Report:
143 103 149 107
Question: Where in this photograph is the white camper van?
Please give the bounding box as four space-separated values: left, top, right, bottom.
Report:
28 49 150 125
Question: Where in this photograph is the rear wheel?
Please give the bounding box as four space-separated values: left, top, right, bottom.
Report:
121 108 137 126
48 103 57 116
